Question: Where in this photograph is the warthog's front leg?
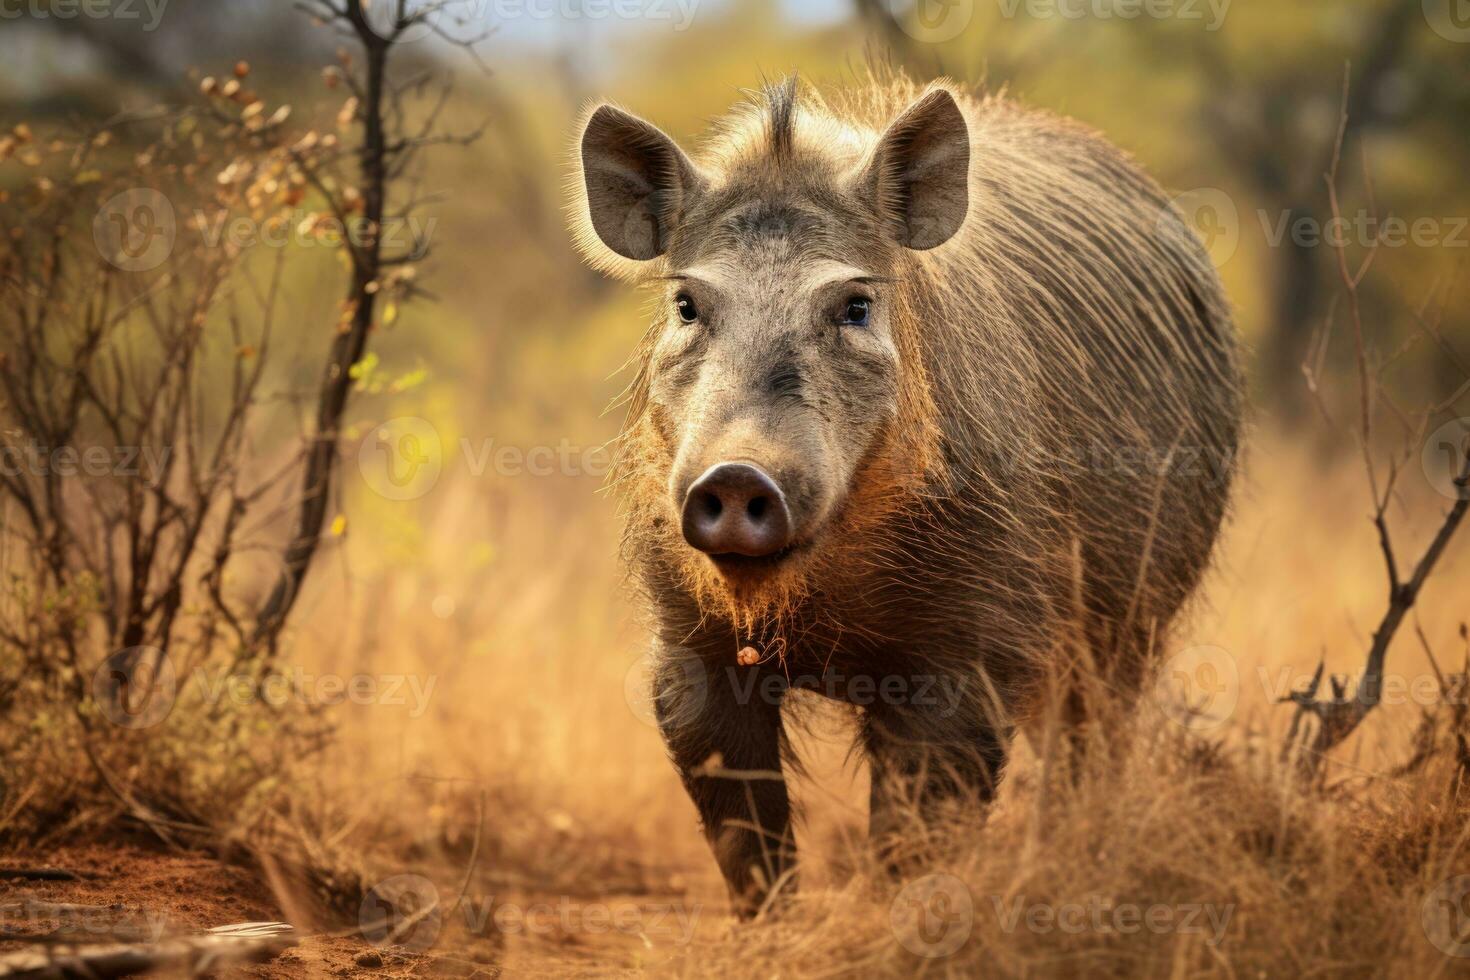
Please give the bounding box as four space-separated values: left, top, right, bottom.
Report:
652 645 795 917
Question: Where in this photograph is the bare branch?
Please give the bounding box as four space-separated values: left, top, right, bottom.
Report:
1282 72 1470 779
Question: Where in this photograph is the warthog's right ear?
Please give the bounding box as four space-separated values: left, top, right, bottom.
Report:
854 87 970 250
571 104 704 276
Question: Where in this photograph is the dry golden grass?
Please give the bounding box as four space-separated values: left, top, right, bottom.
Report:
219 425 1470 977
2 415 1466 977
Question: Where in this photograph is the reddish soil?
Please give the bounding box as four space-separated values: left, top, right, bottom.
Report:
0 843 693 977
0 843 448 978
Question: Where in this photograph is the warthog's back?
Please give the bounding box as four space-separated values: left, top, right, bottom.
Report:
838 80 1242 658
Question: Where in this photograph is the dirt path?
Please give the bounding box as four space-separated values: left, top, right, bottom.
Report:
0 844 449 977
0 843 713 977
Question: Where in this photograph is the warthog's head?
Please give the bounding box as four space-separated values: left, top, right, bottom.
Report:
571 80 970 620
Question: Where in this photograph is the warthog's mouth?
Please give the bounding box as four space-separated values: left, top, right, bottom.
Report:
706 541 806 580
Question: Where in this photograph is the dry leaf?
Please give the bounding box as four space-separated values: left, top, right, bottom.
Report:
336 97 359 131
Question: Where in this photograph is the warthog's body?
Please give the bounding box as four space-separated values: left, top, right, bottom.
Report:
571 74 1240 913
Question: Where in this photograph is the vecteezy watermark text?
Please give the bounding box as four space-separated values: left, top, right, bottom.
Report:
996 0 1230 30
358 874 702 952
0 0 168 31
0 441 170 484
1258 209 1470 250
0 902 171 944
92 648 437 728
729 666 967 716
360 0 701 41
190 210 438 253
990 894 1234 944
623 656 972 730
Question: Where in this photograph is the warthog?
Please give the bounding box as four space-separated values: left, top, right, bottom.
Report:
570 73 1241 914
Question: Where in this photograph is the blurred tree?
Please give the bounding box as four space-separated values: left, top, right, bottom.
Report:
1128 0 1441 416
854 0 1470 415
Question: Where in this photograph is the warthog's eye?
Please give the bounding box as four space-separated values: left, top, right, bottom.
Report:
675 293 699 324
839 297 871 327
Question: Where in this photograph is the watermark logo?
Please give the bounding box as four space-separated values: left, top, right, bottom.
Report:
1155 644 1238 731
890 873 974 958
1422 417 1470 501
358 416 443 501
360 874 443 952
1424 0 1470 43
91 646 176 729
885 0 975 43
1423 875 1470 957
623 652 707 730
624 651 664 728
1159 187 1240 267
94 188 175 273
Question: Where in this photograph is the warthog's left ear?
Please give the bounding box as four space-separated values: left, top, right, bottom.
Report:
854 88 970 250
571 104 705 277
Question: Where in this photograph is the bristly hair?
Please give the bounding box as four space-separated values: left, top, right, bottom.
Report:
588 69 1240 661
763 75 800 160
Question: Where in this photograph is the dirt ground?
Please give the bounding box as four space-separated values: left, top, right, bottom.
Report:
0 842 716 977
0 843 448 977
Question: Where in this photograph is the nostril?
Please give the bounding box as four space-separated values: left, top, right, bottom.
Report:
699 492 723 520
746 496 768 521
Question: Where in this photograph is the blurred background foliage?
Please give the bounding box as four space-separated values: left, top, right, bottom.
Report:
5 0 1468 408
1 0 1467 584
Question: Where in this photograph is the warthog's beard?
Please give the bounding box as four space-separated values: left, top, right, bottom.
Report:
680 536 819 626
619 417 921 629
659 472 905 629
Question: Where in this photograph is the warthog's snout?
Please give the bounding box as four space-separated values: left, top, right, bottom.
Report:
681 463 793 558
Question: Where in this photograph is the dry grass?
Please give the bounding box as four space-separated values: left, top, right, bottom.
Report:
4 404 1468 976
169 425 1462 977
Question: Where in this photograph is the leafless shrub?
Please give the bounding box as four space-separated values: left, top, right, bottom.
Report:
0 0 480 843
1283 72 1470 781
